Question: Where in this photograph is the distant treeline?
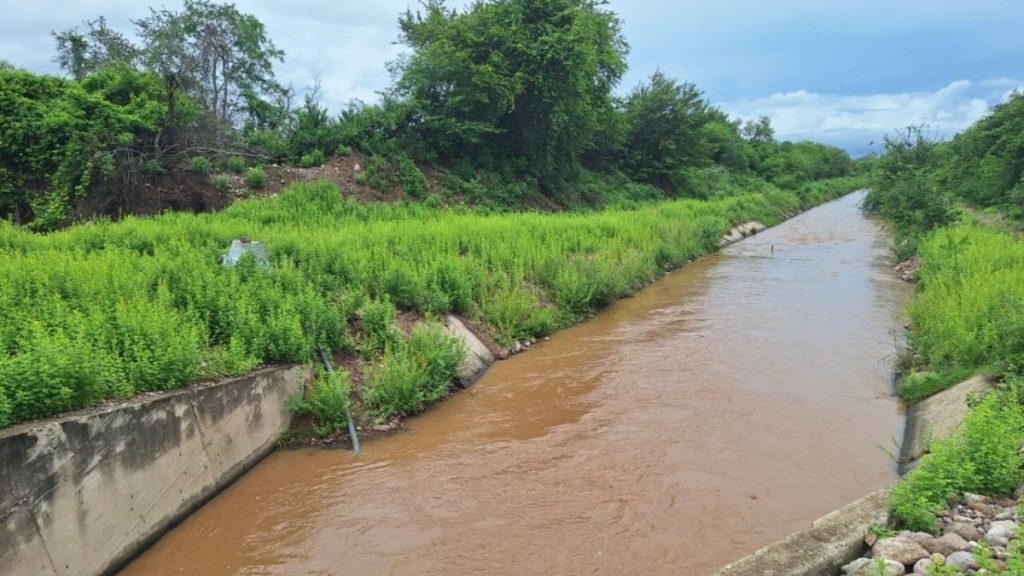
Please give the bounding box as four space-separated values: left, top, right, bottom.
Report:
1 0 857 229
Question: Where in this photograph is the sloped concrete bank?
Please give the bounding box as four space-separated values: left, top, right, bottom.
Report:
898 375 994 473
0 365 312 576
714 489 891 576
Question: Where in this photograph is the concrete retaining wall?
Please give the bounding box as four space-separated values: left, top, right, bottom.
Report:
0 364 311 576
713 488 890 576
898 375 994 472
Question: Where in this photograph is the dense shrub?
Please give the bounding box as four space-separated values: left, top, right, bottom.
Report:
309 369 351 436
213 174 230 193
396 154 428 198
226 156 246 173
909 227 1024 375
190 156 212 174
362 322 462 419
299 149 326 168
246 166 267 189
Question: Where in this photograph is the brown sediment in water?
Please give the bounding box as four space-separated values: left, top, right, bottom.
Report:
119 192 910 576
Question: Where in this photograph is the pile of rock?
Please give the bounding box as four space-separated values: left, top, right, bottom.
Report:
840 492 1019 575
895 257 920 283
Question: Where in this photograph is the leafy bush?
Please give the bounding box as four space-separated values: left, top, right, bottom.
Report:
299 149 325 168
226 156 246 173
246 166 267 189
362 322 462 419
213 174 230 193
143 159 166 175
356 155 393 192
335 144 353 156
396 154 428 198
360 298 397 357
0 68 166 229
190 156 212 174
909 227 1024 375
308 370 351 436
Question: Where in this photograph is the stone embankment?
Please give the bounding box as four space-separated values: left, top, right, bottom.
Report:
842 491 1022 575
721 221 768 246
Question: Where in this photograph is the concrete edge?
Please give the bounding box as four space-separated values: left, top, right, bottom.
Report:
897 375 995 472
0 364 313 576
713 488 891 576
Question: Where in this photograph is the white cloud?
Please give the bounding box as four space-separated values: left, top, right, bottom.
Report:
722 79 1022 155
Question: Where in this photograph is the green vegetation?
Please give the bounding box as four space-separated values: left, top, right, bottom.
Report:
890 385 1024 532
226 156 246 174
246 166 266 190
212 174 230 194
298 149 325 168
0 179 857 428
2 0 855 229
287 369 353 437
868 91 1024 530
363 324 464 419
190 156 212 175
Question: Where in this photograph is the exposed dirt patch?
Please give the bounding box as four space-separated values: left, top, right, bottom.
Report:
74 153 416 222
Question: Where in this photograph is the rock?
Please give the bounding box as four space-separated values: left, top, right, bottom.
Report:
843 557 905 576
990 519 1018 533
995 510 1014 521
921 532 971 555
372 424 391 432
964 493 988 508
912 558 933 575
497 349 510 360
945 550 978 571
947 521 983 541
903 532 934 545
973 502 996 516
872 537 929 566
512 342 523 354
865 532 879 547
841 558 872 574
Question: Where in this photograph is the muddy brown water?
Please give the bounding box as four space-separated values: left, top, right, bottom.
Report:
120 192 910 576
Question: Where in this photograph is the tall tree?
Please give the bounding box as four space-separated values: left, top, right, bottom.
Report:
52 17 138 80
133 0 285 125
394 0 628 180
620 71 714 190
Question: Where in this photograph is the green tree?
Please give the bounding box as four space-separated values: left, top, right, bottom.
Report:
134 0 285 124
393 0 628 181
620 71 714 191
52 17 138 80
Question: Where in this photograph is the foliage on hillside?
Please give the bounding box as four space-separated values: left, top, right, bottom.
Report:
1 0 854 229
0 178 859 428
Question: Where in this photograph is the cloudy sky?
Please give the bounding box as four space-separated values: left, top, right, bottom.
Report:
2 0 1022 155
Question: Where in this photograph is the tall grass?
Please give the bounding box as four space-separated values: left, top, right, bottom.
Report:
890 226 1024 528
906 226 1024 377
0 179 847 427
